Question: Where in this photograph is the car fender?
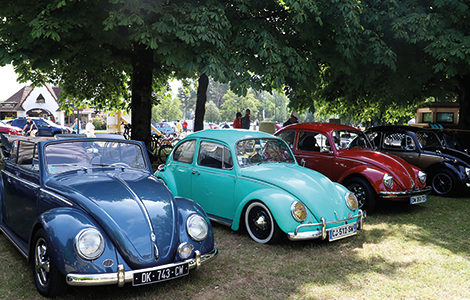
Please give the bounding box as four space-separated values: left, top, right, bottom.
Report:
425 161 467 183
156 170 178 195
173 197 215 255
231 188 302 234
34 207 119 276
337 165 388 194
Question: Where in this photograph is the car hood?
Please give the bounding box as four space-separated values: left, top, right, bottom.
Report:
44 169 177 269
423 147 470 167
339 149 416 189
239 163 353 222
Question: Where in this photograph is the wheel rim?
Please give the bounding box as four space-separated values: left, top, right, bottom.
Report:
245 203 273 243
348 183 367 209
34 237 51 288
432 172 453 195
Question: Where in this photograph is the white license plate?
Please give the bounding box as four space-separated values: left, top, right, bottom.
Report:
132 262 189 286
410 194 427 204
328 223 357 241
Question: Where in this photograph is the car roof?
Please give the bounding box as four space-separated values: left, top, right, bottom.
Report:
279 122 359 134
185 129 276 144
367 125 430 133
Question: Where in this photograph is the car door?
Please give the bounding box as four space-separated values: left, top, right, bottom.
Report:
166 139 196 198
380 132 421 167
294 130 334 178
191 141 235 221
1 140 40 240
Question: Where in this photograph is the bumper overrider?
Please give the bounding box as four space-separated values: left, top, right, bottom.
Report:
66 248 218 287
287 210 365 241
378 187 431 199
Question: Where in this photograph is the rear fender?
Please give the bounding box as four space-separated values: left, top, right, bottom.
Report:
34 207 118 276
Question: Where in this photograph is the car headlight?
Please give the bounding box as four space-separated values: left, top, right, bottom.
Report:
178 242 194 260
418 170 427 183
75 228 105 260
345 192 358 211
291 201 307 222
186 214 208 241
383 174 394 188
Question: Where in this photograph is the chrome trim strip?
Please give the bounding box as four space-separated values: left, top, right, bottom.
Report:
66 248 218 286
0 226 28 258
40 189 73 206
379 187 432 198
1 169 39 189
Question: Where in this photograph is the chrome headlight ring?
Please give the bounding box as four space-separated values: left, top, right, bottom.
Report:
75 228 105 260
383 174 394 188
186 214 209 242
345 192 358 211
418 170 427 184
291 201 308 222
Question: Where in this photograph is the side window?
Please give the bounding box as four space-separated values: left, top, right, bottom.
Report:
383 133 416 151
198 141 232 169
17 141 39 171
366 132 380 149
298 131 330 153
173 140 196 164
278 130 296 149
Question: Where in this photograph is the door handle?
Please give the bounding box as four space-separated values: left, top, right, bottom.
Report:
192 170 200 175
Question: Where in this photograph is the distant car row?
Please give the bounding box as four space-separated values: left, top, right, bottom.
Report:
1 117 71 136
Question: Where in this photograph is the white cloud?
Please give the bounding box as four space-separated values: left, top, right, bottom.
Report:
0 65 27 101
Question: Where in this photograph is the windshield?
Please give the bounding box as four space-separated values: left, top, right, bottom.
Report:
416 131 443 149
236 138 295 167
332 129 372 150
45 140 147 174
34 119 49 127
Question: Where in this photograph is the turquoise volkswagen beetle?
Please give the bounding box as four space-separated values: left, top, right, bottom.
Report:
157 130 365 244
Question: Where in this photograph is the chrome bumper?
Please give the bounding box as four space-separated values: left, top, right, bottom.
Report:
379 187 432 199
287 210 365 241
66 248 218 287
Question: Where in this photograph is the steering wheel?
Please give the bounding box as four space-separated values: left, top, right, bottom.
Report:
111 162 130 168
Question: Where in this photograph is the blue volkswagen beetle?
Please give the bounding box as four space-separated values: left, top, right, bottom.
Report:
0 136 217 297
157 130 365 244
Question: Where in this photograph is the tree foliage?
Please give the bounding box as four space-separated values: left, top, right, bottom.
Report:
204 101 220 123
220 90 260 122
152 95 182 122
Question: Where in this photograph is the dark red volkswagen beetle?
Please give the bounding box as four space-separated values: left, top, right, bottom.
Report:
276 123 431 211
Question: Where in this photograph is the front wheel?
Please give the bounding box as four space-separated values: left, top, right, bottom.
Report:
430 169 456 196
345 177 376 212
32 229 67 297
244 202 282 244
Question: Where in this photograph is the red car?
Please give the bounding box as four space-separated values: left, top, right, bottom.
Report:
276 123 431 211
0 121 22 135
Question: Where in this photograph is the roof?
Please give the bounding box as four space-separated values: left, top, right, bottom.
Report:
279 122 359 134
185 129 276 145
0 84 61 112
367 125 431 133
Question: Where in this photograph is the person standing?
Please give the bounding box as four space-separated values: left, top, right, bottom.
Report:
283 112 300 127
241 109 251 129
233 112 242 129
182 120 188 132
85 119 95 137
23 117 37 136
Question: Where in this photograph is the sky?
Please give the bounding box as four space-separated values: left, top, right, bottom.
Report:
0 65 28 101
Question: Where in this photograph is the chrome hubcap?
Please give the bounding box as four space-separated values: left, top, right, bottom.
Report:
254 216 267 230
432 173 452 195
35 238 50 288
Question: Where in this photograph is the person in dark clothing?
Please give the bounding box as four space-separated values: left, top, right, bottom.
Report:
23 117 37 136
233 112 242 129
241 109 251 129
283 112 300 127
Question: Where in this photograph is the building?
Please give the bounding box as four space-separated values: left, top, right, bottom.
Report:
0 84 94 126
415 102 460 127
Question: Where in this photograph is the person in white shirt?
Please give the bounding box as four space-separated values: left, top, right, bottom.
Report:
85 119 95 137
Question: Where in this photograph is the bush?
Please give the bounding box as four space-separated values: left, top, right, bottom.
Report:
92 117 106 130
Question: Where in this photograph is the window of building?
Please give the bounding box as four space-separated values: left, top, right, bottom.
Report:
36 94 45 103
436 112 454 123
422 112 432 123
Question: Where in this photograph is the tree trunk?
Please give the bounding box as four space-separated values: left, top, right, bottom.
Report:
458 75 470 129
194 74 208 132
130 43 153 148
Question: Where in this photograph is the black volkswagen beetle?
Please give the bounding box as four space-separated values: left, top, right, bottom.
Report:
366 125 470 196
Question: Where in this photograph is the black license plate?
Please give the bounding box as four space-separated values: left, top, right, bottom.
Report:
132 262 189 286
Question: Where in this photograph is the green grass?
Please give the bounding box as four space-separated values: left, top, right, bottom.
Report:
1 196 470 299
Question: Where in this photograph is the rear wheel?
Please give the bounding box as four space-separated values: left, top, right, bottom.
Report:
345 177 376 212
430 169 456 196
244 202 282 244
32 229 67 297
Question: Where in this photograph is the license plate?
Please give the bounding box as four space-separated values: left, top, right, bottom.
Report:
410 194 427 204
132 262 189 286
328 223 357 241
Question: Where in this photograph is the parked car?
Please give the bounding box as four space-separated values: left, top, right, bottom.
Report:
0 120 22 135
0 136 217 297
153 122 176 136
157 130 365 244
10 117 68 136
366 125 470 196
275 123 430 211
431 128 470 154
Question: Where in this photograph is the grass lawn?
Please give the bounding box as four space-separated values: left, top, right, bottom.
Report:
1 195 469 299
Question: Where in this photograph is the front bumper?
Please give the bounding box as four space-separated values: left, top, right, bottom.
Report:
66 248 218 287
287 210 365 241
379 187 431 199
